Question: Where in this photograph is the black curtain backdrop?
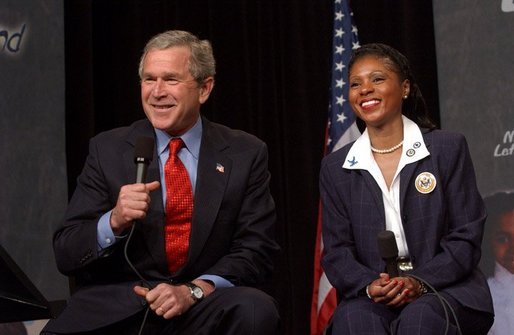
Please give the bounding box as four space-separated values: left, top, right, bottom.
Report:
64 1 438 334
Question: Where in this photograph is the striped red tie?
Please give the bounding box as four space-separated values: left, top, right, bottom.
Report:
164 138 193 273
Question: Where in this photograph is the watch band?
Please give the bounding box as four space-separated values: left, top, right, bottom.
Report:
185 282 204 302
418 280 428 295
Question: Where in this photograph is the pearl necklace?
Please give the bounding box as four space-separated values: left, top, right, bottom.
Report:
370 141 403 154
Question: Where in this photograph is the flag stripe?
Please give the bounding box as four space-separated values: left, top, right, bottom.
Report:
310 0 360 334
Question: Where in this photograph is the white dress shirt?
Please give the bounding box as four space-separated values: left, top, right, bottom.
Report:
343 116 430 257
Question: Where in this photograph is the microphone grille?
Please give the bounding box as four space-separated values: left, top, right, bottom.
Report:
134 137 155 162
377 230 398 259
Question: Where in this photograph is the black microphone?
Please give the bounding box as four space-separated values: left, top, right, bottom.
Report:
134 137 155 183
126 137 155 294
377 230 399 277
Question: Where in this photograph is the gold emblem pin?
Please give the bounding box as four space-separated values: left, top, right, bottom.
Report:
415 172 436 194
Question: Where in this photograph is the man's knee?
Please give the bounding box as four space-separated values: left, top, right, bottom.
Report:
185 286 279 335
221 287 279 325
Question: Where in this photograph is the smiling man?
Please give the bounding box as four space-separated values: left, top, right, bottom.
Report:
42 30 280 335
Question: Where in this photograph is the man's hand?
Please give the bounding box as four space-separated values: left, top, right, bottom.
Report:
134 283 192 319
133 280 214 319
110 181 160 234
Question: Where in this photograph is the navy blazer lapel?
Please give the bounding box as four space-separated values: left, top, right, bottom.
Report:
188 119 232 264
361 170 385 223
399 130 432 211
399 163 418 210
399 131 432 256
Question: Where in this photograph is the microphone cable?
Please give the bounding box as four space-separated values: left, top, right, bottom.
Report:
123 222 152 288
407 274 463 335
126 136 156 335
123 221 154 335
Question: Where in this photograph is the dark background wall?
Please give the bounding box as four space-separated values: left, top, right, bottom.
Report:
1 0 68 302
64 1 438 334
433 0 514 196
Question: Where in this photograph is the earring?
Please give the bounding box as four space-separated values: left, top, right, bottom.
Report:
403 95 408 99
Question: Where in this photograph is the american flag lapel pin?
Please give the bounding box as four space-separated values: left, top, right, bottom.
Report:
216 163 225 173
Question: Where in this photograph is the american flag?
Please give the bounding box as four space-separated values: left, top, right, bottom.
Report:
310 1 360 334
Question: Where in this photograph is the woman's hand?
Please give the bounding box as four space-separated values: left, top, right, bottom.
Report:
366 273 423 307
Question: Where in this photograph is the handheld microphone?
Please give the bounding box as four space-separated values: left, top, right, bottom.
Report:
377 230 400 277
134 137 155 183
130 137 156 335
126 136 155 287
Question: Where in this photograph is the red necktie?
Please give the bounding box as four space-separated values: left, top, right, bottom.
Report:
164 138 193 273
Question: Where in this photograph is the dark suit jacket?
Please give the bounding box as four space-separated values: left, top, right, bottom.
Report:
44 117 279 332
320 128 493 315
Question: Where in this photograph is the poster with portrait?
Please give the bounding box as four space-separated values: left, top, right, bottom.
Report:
433 1 514 333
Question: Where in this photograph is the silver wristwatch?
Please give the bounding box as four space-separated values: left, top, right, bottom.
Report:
185 282 204 302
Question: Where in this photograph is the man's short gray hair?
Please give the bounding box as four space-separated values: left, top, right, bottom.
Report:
138 30 216 83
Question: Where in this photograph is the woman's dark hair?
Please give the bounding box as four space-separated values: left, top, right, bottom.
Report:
480 191 514 277
349 43 436 130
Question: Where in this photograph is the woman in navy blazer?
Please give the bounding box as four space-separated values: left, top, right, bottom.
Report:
320 43 494 334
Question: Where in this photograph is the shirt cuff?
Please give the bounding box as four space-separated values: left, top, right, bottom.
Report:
197 275 234 289
97 211 116 250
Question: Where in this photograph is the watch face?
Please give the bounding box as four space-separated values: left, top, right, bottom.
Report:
192 286 204 299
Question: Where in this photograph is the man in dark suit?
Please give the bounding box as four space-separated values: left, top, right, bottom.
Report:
42 30 280 335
